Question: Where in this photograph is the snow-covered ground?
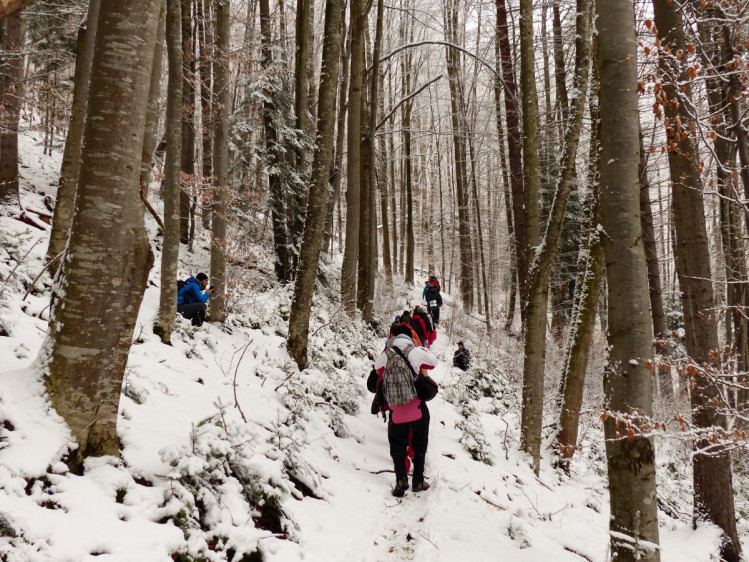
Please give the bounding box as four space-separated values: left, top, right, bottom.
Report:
0 134 745 561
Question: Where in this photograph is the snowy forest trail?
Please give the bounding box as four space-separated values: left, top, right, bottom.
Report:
0 141 734 560
285 303 612 562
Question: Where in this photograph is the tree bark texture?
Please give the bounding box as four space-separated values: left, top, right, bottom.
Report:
156 0 183 343
197 0 213 230
638 131 672 400
652 0 741 558
519 0 540 274
364 0 384 321
47 0 101 268
597 0 660 556
357 71 371 311
0 11 22 206
140 1 166 209
341 0 364 316
496 0 526 322
210 0 230 322
42 0 160 465
179 0 195 244
322 14 348 255
287 0 342 369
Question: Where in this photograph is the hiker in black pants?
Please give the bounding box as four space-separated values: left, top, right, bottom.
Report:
423 278 443 325
177 272 213 326
374 325 439 496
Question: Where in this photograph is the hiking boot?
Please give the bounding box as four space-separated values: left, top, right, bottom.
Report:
412 479 430 492
392 478 409 497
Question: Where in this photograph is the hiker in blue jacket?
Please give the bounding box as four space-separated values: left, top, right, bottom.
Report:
177 272 212 326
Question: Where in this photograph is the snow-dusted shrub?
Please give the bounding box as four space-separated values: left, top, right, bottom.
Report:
160 410 297 561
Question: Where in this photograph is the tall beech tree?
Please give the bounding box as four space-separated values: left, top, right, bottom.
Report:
496 0 525 322
47 0 101 269
42 0 161 468
209 0 230 323
443 0 473 309
555 76 602 468
155 0 183 344
596 0 660 556
0 10 22 206
259 0 290 282
520 0 590 472
341 0 364 316
287 0 343 368
652 0 741 557
178 0 195 244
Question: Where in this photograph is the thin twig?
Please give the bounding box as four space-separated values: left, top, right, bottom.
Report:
22 251 63 301
233 340 252 422
475 490 507 510
563 546 595 562
310 303 346 338
0 236 43 298
418 532 439 549
55 412 106 457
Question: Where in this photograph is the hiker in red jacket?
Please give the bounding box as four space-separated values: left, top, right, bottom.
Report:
374 325 438 496
411 306 435 348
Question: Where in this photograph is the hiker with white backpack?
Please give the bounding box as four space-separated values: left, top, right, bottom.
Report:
372 324 439 497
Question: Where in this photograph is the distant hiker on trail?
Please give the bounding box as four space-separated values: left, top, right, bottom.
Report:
177 272 213 327
392 310 422 347
373 325 438 497
389 315 402 339
453 342 471 371
411 305 435 348
422 276 443 326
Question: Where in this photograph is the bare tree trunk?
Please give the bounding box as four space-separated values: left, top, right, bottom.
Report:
341 0 364 315
155 0 183 343
520 0 590 473
493 22 516 331
358 72 371 311
365 0 384 317
289 0 313 268
140 1 166 203
496 0 526 321
287 0 342 368
43 0 160 468
179 0 195 244
597 0 660 556
210 0 229 322
47 0 101 268
638 131 672 400
197 0 213 230
652 0 741 557
0 11 22 207
556 79 602 467
323 15 348 254
468 133 491 330
443 0 473 309
259 0 290 282
551 0 568 123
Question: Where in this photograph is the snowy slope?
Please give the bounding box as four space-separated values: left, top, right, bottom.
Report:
0 134 744 561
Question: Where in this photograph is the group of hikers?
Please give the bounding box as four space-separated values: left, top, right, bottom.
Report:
178 270 471 497
368 275 473 497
